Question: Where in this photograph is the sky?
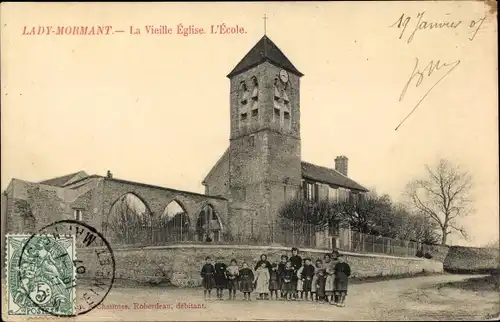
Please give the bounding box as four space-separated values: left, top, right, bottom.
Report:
1 2 498 247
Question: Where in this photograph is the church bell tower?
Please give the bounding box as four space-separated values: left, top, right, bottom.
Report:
226 35 304 239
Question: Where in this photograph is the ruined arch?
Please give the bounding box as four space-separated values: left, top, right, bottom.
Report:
195 204 223 242
105 192 153 245
154 199 191 243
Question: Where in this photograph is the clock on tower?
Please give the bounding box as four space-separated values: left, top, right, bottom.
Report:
279 69 289 83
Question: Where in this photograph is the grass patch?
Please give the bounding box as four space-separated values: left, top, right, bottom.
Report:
437 274 500 292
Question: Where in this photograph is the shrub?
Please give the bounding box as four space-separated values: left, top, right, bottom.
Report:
416 249 424 257
424 252 433 259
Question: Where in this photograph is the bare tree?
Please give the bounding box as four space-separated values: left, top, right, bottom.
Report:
405 159 473 245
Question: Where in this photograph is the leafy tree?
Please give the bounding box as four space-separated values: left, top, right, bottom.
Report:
279 197 342 226
387 203 440 244
278 192 439 245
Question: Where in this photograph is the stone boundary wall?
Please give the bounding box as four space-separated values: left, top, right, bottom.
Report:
77 244 443 287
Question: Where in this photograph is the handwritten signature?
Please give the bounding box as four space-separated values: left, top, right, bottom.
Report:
395 58 461 131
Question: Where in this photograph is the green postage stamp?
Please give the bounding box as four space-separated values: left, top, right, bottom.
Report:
6 234 76 316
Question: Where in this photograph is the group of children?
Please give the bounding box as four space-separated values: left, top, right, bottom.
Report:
200 248 352 307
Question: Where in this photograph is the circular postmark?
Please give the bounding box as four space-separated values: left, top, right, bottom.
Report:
16 220 116 317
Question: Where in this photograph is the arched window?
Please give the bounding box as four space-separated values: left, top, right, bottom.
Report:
196 205 222 242
107 193 152 245
156 200 190 243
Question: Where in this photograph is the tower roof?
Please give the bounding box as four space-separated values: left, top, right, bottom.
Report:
227 35 304 78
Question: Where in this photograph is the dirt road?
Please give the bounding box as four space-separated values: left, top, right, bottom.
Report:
3 274 499 321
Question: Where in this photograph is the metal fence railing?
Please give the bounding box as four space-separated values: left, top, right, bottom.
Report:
344 230 421 257
84 221 439 258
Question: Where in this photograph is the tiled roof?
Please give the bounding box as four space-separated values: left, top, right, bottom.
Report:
301 162 369 192
227 35 303 78
39 171 88 187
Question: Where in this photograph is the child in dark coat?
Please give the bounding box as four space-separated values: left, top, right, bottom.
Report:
200 256 215 300
214 256 227 300
301 258 315 301
333 254 351 307
239 262 254 301
289 248 303 300
280 261 295 300
278 255 288 299
268 263 280 300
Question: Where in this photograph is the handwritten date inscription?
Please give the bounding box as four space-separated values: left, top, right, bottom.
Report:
390 11 486 43
395 58 461 131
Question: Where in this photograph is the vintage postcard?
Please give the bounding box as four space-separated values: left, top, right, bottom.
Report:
1 1 498 321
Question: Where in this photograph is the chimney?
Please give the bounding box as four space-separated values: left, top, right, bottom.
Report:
335 156 348 176
106 170 113 179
